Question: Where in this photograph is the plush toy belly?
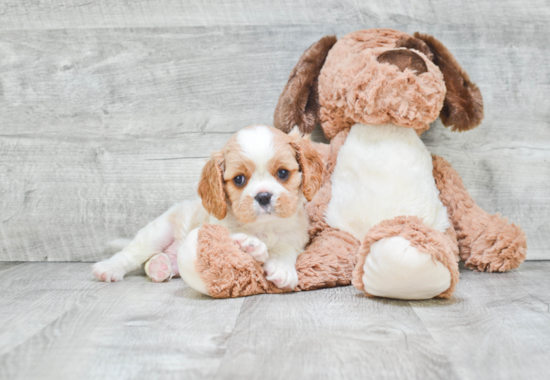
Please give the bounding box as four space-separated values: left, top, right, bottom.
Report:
325 124 453 299
325 123 449 241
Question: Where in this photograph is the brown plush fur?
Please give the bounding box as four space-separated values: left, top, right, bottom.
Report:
296 228 359 291
295 130 360 291
414 33 484 132
274 36 337 134
395 35 434 61
352 216 460 299
432 155 527 271
196 224 284 298
195 223 358 297
318 30 446 139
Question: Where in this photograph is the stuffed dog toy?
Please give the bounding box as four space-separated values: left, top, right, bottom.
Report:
272 29 527 299
167 29 526 300
93 125 324 293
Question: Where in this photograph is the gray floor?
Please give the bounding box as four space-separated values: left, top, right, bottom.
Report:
1 261 549 380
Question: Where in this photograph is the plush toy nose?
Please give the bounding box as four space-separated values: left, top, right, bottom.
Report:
255 192 272 206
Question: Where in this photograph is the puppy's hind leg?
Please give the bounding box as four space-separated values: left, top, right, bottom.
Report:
93 212 176 282
93 199 209 282
93 202 193 282
144 241 180 283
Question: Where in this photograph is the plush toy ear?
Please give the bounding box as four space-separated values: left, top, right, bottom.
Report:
274 35 337 135
197 152 227 220
413 32 484 132
289 128 324 201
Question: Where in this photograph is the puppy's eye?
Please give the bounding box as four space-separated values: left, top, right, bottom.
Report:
233 175 246 187
277 169 290 181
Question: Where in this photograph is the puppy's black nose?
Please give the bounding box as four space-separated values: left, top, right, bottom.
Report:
255 192 272 206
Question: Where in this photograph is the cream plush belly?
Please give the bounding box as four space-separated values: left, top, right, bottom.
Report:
325 124 449 241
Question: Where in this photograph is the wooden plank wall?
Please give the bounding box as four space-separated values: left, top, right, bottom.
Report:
0 1 548 261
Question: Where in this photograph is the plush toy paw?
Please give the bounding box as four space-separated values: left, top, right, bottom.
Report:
144 253 173 283
92 260 125 282
264 259 299 289
231 233 269 263
361 236 451 300
353 216 459 300
464 216 527 272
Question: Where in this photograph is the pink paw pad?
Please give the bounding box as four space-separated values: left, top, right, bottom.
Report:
147 254 172 283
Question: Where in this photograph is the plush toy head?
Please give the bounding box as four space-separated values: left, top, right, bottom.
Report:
198 125 323 222
274 29 484 139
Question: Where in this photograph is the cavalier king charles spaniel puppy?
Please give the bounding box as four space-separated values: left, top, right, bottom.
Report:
92 125 323 292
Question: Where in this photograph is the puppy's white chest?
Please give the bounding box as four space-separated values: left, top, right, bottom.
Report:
325 124 449 241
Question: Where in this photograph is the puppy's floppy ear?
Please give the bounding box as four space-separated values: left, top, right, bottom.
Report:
290 130 324 201
197 151 227 220
414 32 484 132
274 35 337 135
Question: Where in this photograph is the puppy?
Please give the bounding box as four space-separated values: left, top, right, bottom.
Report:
92 125 323 292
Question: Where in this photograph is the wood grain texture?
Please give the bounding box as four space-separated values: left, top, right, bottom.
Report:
0 263 244 380
217 288 459 380
0 262 549 379
0 0 548 30
0 3 549 261
410 267 550 380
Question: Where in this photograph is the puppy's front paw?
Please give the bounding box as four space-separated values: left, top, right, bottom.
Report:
92 260 125 282
264 259 298 290
231 233 269 263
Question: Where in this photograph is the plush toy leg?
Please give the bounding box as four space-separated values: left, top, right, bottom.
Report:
296 229 359 291
353 216 459 300
432 155 527 272
177 228 210 295
464 216 527 272
180 224 283 298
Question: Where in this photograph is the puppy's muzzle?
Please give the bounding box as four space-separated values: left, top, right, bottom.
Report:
255 192 272 207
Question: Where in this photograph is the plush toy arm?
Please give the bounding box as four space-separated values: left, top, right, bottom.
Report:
190 224 359 297
296 229 359 291
192 224 283 298
432 155 527 272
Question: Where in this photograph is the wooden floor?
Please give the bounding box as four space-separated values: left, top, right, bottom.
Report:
1 261 548 380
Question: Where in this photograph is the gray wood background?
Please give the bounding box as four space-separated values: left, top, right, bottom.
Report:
0 0 548 261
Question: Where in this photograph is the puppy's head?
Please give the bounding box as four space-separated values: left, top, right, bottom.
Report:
198 125 323 223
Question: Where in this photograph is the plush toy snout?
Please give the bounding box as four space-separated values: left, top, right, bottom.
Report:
319 43 447 138
377 49 428 75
